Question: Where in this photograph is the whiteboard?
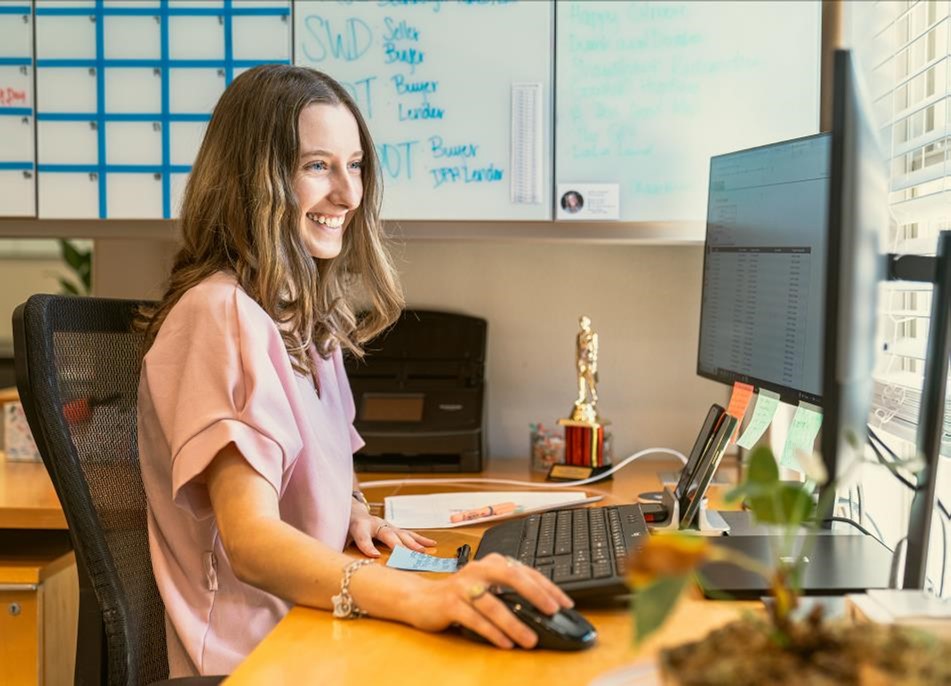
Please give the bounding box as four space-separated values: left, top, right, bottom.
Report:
294 0 553 221
555 0 821 223
33 0 291 220
0 1 35 217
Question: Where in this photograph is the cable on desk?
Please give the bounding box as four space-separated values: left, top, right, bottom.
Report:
869 427 951 520
837 496 885 542
359 447 689 490
939 511 948 597
856 483 865 531
867 428 917 491
890 537 907 590
816 516 890 550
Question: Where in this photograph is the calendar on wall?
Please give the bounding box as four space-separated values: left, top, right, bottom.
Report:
33 0 291 220
0 1 36 217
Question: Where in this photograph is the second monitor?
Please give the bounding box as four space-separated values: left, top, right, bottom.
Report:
697 133 831 406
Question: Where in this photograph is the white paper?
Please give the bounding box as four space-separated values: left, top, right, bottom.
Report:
510 82 543 205
384 491 600 529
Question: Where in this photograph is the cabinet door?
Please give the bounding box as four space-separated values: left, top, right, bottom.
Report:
0 587 40 684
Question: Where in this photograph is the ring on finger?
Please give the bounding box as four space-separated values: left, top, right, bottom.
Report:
466 583 488 602
504 555 523 568
374 522 392 536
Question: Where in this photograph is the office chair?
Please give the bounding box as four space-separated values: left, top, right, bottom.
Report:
13 294 223 686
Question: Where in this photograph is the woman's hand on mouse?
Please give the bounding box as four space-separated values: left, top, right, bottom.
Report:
401 552 574 649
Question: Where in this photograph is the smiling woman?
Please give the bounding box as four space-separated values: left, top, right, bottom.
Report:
133 65 573 679
294 103 364 260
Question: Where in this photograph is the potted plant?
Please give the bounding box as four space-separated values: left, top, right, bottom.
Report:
57 239 92 296
627 446 951 685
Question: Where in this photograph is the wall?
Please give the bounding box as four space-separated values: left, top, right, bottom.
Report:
3 234 724 460
0 254 72 344
394 241 725 460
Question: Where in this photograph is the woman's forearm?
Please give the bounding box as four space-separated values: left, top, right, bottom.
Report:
208 444 425 621
225 513 424 621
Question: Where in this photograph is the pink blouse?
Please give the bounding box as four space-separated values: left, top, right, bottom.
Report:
138 272 363 676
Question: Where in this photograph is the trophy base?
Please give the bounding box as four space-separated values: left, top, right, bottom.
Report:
557 418 610 470
547 463 613 482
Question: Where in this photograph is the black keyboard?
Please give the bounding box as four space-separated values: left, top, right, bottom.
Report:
474 505 649 601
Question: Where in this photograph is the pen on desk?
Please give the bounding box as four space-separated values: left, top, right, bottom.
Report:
455 544 471 569
449 501 520 523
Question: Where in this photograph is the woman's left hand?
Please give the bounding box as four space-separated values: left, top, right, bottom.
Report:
349 505 437 557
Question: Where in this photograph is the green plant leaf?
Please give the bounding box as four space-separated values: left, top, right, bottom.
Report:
746 446 780 486
778 483 815 527
58 239 92 295
58 278 80 295
725 483 749 503
631 574 690 646
60 239 85 271
726 480 774 503
747 483 814 525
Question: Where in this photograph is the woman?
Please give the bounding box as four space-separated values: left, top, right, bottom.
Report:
137 64 572 677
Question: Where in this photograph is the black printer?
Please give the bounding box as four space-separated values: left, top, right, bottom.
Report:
344 310 486 472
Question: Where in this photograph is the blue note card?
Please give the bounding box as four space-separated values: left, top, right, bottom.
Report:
386 546 457 573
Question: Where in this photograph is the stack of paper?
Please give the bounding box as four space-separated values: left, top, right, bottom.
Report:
847 589 951 639
384 491 600 529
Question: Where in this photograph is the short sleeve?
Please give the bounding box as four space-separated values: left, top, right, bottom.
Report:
332 347 365 454
142 280 304 519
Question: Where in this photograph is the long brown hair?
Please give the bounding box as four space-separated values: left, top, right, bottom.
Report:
140 65 403 373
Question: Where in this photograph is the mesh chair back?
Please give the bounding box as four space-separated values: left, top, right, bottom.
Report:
13 294 167 686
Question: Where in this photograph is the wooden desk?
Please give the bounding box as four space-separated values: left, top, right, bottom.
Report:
0 453 76 684
0 451 67 530
227 459 754 685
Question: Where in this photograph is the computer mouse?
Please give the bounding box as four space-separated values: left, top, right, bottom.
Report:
459 591 597 651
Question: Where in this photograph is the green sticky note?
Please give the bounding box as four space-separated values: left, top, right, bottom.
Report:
736 389 781 450
780 402 823 471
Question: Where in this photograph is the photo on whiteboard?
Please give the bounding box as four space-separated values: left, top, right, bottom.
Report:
561 190 584 214
556 183 620 221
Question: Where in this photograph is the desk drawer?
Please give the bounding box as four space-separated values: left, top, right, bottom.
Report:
0 531 77 686
0 586 40 684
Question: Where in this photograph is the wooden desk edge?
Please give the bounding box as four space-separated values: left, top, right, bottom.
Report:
0 508 69 530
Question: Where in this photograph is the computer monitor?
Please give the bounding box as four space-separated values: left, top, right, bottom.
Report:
697 133 831 406
820 49 888 499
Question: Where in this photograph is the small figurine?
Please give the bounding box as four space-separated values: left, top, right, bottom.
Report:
572 315 599 423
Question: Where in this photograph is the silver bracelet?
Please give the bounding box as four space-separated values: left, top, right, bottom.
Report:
351 490 372 514
332 559 375 619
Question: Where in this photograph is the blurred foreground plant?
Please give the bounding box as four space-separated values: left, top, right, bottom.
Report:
628 445 819 645
627 445 950 685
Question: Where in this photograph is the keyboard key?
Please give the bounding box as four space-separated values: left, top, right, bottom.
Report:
572 562 591 579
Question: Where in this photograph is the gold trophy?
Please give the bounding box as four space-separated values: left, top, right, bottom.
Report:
552 316 611 481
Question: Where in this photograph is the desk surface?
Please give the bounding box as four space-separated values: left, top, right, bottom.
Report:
226 459 755 685
0 451 67 530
